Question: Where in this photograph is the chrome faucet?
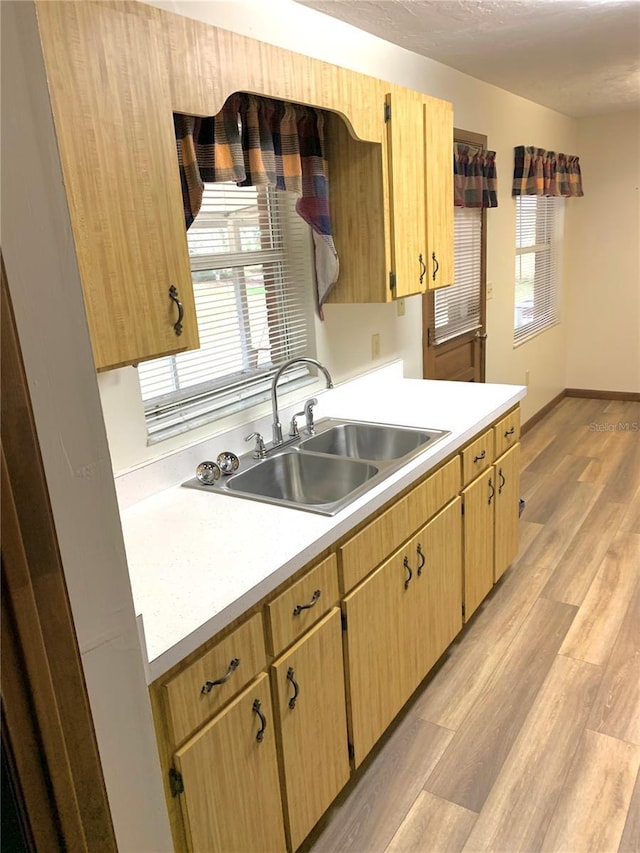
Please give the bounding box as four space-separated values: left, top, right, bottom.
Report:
271 358 333 446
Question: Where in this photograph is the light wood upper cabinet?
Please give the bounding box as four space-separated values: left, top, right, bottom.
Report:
271 609 350 852
35 1 199 371
494 443 521 583
174 673 286 853
424 97 455 289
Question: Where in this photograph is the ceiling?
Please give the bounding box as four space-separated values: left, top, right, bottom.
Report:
294 0 640 117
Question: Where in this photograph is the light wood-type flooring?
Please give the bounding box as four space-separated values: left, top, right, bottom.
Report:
304 397 640 853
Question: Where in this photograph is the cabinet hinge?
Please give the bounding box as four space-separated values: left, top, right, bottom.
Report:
389 272 396 292
348 741 355 761
341 611 348 631
462 603 466 619
169 768 184 797
384 101 391 122
461 501 465 516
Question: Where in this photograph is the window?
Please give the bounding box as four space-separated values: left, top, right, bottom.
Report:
137 183 315 440
514 195 564 346
434 206 483 344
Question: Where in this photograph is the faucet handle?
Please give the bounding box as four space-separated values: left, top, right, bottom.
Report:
289 411 306 438
245 431 267 459
304 397 318 434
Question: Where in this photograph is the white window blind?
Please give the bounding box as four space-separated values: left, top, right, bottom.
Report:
514 195 564 346
137 184 315 440
434 207 482 344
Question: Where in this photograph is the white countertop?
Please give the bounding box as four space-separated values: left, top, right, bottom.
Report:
120 365 526 682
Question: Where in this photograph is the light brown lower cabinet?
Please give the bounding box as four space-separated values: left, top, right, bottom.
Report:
174 672 286 853
494 443 521 582
271 608 350 852
343 497 462 768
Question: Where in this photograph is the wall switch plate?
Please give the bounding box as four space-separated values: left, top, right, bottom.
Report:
396 298 406 317
487 280 494 299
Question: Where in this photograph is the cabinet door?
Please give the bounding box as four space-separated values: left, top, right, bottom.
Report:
174 673 286 853
494 443 521 582
420 498 463 670
423 97 454 289
343 543 417 767
386 89 427 298
463 468 495 620
36 1 199 370
271 609 350 851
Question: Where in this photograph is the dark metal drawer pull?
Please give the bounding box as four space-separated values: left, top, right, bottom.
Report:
286 667 300 710
169 285 184 336
252 698 267 742
201 657 239 694
488 477 495 505
419 253 426 284
432 252 439 281
504 426 515 438
403 556 413 590
416 543 426 576
498 468 506 494
473 450 487 463
292 589 321 616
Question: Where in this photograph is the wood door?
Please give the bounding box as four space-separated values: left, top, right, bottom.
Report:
36 1 199 370
462 468 495 621
423 128 487 381
420 498 463 670
342 543 418 767
174 674 286 853
424 97 454 290
386 89 427 298
271 609 350 851
494 443 521 582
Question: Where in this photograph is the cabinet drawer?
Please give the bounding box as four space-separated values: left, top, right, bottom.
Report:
461 429 494 486
265 554 339 656
494 408 521 457
339 455 460 593
164 613 266 744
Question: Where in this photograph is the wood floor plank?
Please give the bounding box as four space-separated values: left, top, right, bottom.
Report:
621 485 640 534
302 716 453 853
385 791 477 853
588 577 640 745
523 454 592 524
424 597 577 813
540 730 640 853
618 767 640 853
515 480 602 571
541 498 626 605
560 531 640 666
523 399 604 475
600 428 640 504
415 554 549 731
461 655 602 853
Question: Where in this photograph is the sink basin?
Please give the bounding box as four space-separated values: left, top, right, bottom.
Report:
214 450 378 514
299 420 447 461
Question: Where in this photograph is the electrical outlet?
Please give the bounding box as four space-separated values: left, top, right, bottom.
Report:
371 333 380 360
396 298 406 317
525 370 530 386
487 280 494 300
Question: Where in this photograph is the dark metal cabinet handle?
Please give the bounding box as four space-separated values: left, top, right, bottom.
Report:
416 544 426 576
473 450 487 463
286 667 300 710
169 285 184 336
403 556 413 590
504 426 515 438
498 468 506 495
419 253 426 284
201 658 240 694
488 477 495 505
432 252 440 281
252 698 267 742
292 589 321 616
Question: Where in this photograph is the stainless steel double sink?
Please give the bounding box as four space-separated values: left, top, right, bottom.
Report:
183 419 450 516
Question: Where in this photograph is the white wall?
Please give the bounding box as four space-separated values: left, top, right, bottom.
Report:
100 0 579 473
566 109 640 393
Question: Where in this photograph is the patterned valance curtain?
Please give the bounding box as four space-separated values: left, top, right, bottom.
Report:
174 93 339 315
512 146 584 197
454 143 498 208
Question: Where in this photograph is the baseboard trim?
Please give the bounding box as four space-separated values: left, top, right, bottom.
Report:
521 390 566 435
565 388 640 402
